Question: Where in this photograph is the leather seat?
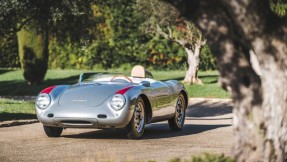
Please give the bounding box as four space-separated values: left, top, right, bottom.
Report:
131 65 145 78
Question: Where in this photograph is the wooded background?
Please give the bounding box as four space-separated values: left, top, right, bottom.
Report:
0 0 216 71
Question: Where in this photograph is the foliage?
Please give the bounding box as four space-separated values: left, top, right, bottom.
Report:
0 0 96 84
49 40 96 69
0 34 20 68
270 0 287 16
93 0 148 68
0 0 95 39
143 37 187 70
191 153 235 162
199 45 217 70
0 0 217 72
169 153 235 162
135 0 211 84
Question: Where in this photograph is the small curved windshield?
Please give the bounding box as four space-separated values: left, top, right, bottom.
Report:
79 73 121 84
78 71 155 85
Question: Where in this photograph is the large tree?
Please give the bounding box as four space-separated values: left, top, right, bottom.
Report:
168 0 287 161
136 0 206 84
0 0 94 85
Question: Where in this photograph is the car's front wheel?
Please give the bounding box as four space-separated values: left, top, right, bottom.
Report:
168 93 186 131
127 97 145 139
43 126 63 137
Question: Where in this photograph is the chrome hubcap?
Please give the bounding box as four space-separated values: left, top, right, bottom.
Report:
134 101 144 133
176 96 185 125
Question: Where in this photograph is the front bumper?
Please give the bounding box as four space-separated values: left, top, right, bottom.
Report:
36 100 135 129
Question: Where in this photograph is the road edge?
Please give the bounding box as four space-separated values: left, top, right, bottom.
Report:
0 119 39 128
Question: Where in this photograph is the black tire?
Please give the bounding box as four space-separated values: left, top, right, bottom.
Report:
43 125 63 137
168 93 186 131
127 97 145 139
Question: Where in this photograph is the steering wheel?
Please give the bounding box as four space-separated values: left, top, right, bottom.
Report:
111 75 133 83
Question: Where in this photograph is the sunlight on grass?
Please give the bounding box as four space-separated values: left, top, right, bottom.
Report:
0 99 35 121
0 69 229 98
187 71 230 98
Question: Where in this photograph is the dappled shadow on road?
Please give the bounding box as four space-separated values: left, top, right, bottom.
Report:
186 117 232 120
61 123 230 140
143 123 230 139
187 101 233 118
61 100 232 140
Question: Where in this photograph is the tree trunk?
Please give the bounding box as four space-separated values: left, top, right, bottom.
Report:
168 0 287 161
17 24 49 85
183 45 202 84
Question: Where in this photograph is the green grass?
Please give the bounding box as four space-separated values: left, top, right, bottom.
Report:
0 98 36 122
187 71 230 98
0 69 84 96
0 69 229 98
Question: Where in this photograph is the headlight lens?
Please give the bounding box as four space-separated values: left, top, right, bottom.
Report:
110 94 126 111
36 93 51 109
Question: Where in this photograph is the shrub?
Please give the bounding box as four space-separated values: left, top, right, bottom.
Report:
0 34 20 68
169 153 235 162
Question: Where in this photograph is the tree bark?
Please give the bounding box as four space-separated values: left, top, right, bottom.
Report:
17 24 49 85
168 0 287 161
183 44 202 84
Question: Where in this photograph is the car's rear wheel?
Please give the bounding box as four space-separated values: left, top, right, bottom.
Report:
168 93 186 131
43 126 63 137
127 97 145 139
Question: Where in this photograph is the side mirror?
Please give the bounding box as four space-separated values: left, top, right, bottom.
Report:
141 81 150 87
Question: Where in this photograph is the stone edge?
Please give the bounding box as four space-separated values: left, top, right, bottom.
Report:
0 119 39 127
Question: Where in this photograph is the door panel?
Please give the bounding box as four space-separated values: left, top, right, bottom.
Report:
150 82 174 122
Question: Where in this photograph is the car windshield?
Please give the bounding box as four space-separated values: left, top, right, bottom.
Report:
78 72 156 85
79 73 122 84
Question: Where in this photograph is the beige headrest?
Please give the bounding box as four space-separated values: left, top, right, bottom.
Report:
131 65 145 78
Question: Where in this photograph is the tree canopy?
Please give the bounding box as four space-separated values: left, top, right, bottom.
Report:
0 0 94 40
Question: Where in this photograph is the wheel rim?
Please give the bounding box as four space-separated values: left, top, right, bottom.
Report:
176 95 185 126
134 101 145 133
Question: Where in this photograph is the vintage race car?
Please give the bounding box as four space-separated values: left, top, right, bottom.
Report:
35 65 188 139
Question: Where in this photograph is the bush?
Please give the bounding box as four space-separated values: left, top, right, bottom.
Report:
199 45 217 70
169 153 235 162
49 39 96 69
48 37 217 71
0 34 20 68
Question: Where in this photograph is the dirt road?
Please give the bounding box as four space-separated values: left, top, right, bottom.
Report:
0 100 233 162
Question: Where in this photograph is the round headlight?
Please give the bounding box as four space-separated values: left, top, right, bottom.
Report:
110 94 126 111
36 93 51 109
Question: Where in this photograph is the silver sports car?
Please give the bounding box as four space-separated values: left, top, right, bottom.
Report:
36 65 188 139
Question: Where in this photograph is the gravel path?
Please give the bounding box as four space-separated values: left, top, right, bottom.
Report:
0 100 233 162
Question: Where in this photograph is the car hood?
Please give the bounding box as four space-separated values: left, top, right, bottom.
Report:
58 83 129 107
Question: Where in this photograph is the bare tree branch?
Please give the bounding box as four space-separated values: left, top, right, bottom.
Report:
16 17 33 32
156 24 187 46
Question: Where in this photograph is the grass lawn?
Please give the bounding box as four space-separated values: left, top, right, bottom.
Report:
0 98 36 122
0 69 229 121
185 71 230 98
0 69 229 98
